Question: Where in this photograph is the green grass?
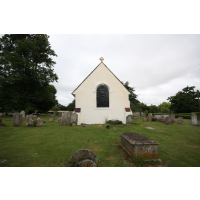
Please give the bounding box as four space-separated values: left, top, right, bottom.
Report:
0 115 200 167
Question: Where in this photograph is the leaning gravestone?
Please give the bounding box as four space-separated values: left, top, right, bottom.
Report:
148 113 153 121
70 113 78 126
177 117 183 125
126 115 133 124
20 110 25 118
68 149 98 167
191 113 197 126
13 113 23 127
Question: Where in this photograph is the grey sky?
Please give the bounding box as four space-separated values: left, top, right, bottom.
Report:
48 34 200 106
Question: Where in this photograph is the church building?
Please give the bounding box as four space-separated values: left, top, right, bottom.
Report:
72 57 132 125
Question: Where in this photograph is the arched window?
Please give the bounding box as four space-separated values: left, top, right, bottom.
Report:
97 85 109 107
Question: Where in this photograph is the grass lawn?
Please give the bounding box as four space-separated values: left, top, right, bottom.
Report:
0 114 200 167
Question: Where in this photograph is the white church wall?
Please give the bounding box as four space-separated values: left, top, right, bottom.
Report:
73 63 130 124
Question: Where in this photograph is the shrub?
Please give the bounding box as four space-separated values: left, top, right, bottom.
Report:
107 120 123 125
32 120 37 127
134 157 146 167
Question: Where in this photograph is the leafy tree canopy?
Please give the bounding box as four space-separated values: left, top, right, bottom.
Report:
167 86 199 113
0 34 58 112
157 102 171 113
121 81 140 111
66 99 75 111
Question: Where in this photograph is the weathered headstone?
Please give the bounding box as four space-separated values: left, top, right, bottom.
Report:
36 118 43 127
68 149 98 167
177 117 183 125
160 115 164 122
13 113 23 127
20 110 25 118
132 112 140 117
26 115 33 126
143 111 146 117
170 114 175 123
126 115 133 124
49 118 54 122
191 113 197 126
43 119 46 123
164 116 171 125
148 113 153 121
61 112 68 125
70 113 78 126
143 118 147 122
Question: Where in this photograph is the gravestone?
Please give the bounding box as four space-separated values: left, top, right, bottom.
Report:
164 116 171 125
126 115 133 124
177 117 183 125
148 113 153 121
160 115 164 122
191 113 197 126
133 112 140 117
68 149 98 167
13 113 23 127
143 112 146 117
20 110 25 118
61 112 68 125
37 118 44 127
43 119 46 123
170 114 175 123
49 118 54 122
26 115 33 126
70 113 78 126
143 118 147 122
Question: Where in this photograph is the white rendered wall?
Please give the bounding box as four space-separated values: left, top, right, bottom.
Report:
73 63 131 124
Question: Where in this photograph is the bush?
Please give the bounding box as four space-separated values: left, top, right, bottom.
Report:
107 120 122 125
32 120 37 127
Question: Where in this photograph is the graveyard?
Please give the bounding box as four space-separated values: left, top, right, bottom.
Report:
0 114 200 167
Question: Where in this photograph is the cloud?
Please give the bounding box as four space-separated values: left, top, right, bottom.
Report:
48 34 200 106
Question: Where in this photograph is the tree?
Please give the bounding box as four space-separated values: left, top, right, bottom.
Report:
66 99 75 111
148 104 158 113
167 86 199 113
0 34 58 112
157 102 171 113
121 81 140 111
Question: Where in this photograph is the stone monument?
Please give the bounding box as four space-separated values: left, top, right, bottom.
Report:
126 115 133 124
191 113 197 126
148 113 153 121
177 117 183 125
13 113 23 127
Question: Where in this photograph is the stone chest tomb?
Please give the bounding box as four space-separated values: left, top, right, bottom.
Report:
119 132 159 160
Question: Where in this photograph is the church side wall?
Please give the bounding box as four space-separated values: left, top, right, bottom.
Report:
74 63 130 124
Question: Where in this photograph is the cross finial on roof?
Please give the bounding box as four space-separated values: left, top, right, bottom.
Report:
99 57 104 62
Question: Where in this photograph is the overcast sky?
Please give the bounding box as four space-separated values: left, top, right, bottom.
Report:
48 34 200 106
